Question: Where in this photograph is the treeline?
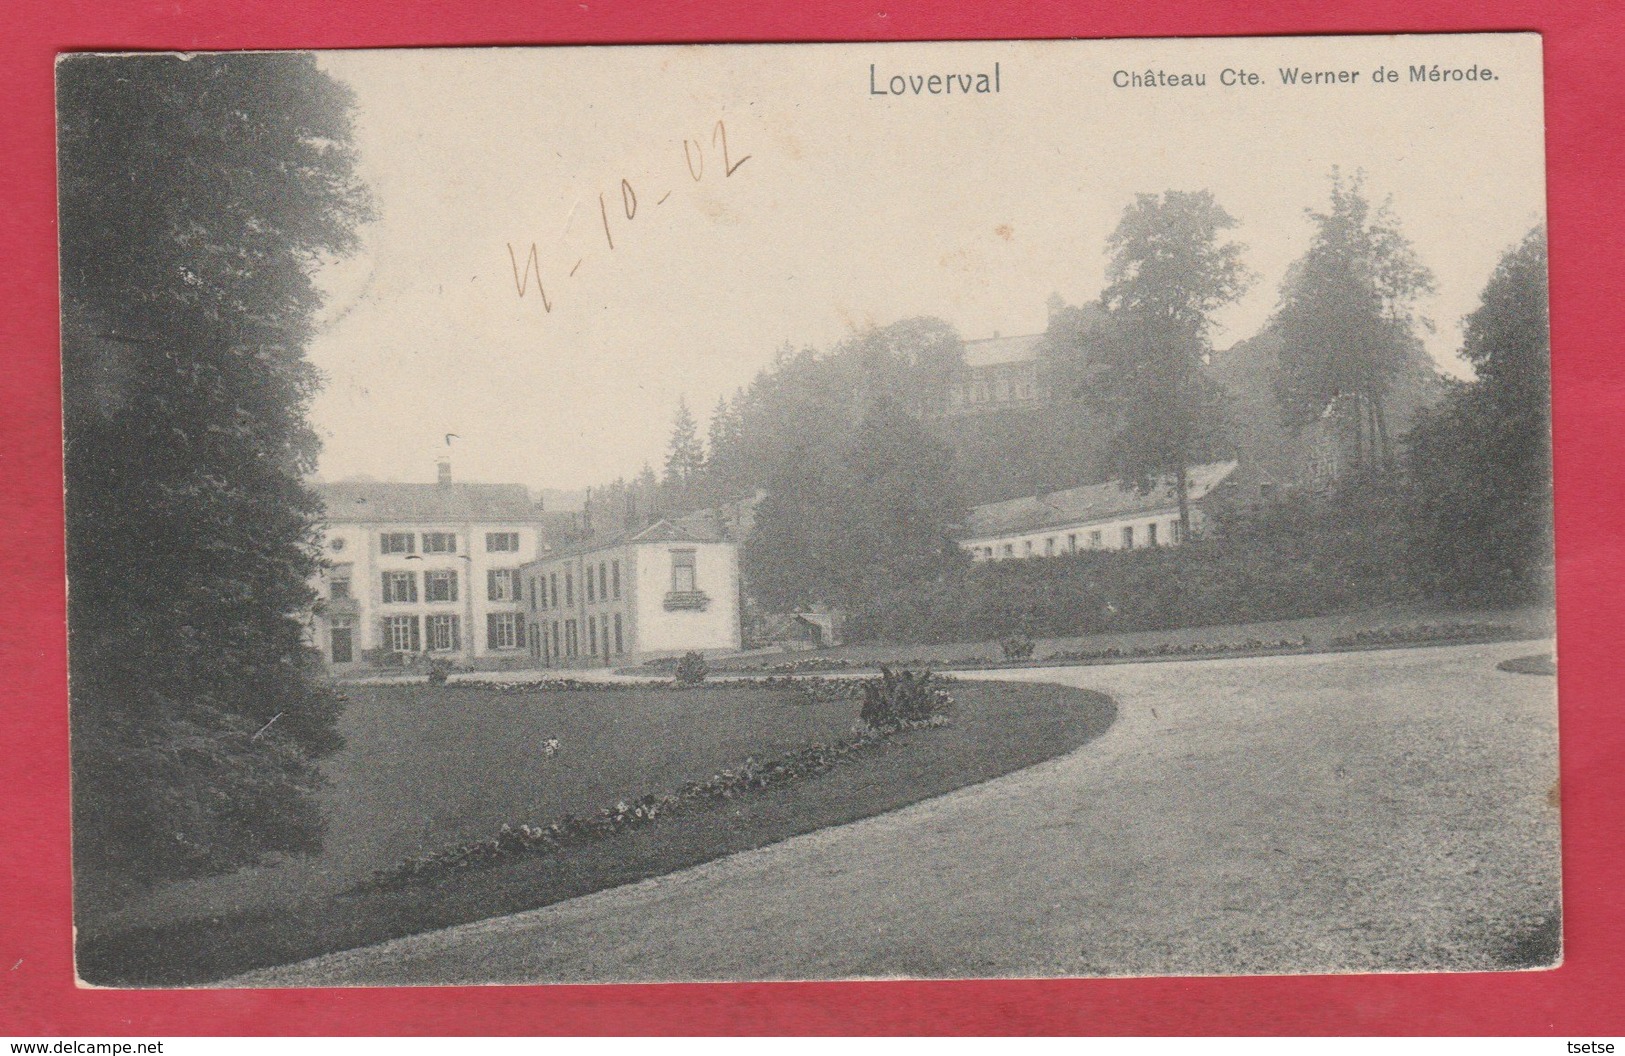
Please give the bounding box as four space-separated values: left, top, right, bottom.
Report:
578 316 969 536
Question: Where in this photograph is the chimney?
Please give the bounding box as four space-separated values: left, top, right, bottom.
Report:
436 458 452 485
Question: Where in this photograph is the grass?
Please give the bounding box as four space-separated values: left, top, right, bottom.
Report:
77 680 857 932
76 679 1116 986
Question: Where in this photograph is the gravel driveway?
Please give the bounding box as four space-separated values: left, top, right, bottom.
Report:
231 640 1560 985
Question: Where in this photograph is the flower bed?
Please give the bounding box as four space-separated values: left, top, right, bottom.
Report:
1327 622 1518 649
1043 636 1311 664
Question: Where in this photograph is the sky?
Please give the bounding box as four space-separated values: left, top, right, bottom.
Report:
308 34 1546 492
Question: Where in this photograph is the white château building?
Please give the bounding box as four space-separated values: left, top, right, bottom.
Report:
956 461 1238 561
521 519 742 668
309 460 544 669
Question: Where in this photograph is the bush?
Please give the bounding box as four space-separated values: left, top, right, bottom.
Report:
362 647 403 669
859 666 951 729
999 632 1036 661
674 651 709 685
424 657 451 685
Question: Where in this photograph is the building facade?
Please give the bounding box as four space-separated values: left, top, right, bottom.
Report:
522 519 742 668
956 461 1238 561
942 333 1049 415
310 461 544 670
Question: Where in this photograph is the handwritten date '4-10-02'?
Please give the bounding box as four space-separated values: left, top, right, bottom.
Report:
507 119 751 311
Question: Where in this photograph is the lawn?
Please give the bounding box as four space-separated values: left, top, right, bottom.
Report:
76 677 1116 985
82 680 858 933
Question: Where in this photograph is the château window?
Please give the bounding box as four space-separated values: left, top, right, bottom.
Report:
422 532 457 554
1147 522 1159 546
671 549 697 593
329 571 352 600
1067 534 1077 553
550 572 559 609
425 569 458 603
329 619 353 664
380 532 414 555
611 560 621 599
1122 526 1135 549
487 569 520 602
385 615 420 653
1045 537 1055 556
599 562 609 601
1170 520 1183 544
613 613 624 654
427 614 461 651
382 570 417 603
1089 530 1102 549
486 612 522 650
586 566 595 603
486 532 520 553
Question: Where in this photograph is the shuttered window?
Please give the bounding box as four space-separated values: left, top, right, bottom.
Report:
425 570 458 602
385 615 420 653
382 571 417 603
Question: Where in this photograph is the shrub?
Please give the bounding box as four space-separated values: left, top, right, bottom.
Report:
674 651 709 685
424 657 451 685
361 647 403 669
999 632 1036 661
859 666 951 729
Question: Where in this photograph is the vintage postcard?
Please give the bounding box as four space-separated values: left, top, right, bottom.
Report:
58 33 1556 988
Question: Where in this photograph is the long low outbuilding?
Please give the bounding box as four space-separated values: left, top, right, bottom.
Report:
955 460 1239 561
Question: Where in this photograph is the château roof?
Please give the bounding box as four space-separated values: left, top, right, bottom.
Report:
528 517 724 564
961 332 1044 368
314 481 540 525
956 461 1239 540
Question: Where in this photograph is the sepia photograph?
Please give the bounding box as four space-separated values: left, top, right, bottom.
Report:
58 33 1557 988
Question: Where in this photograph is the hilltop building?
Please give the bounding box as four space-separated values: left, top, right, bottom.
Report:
942 333 1049 414
309 459 544 669
956 461 1239 561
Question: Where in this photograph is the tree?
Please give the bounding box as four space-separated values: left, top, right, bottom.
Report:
663 397 705 487
703 391 745 497
58 53 371 892
1090 191 1252 536
742 398 964 612
828 317 967 417
1272 169 1436 466
836 397 967 596
740 447 848 612
1406 226 1552 597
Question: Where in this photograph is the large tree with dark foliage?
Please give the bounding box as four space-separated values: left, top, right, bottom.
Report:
1405 226 1552 598
1089 191 1252 537
1272 170 1436 465
743 398 965 612
58 54 371 893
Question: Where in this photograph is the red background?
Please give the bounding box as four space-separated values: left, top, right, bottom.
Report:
3 0 1621 1036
